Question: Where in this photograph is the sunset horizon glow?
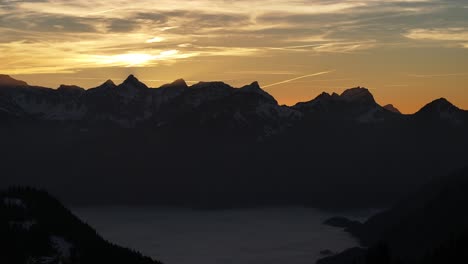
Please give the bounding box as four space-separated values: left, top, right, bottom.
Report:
1 0 467 113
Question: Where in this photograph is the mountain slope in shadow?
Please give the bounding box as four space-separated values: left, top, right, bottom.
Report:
0 187 162 264
319 166 468 264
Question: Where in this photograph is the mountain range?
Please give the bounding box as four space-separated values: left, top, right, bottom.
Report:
1 74 468 208
2 74 467 130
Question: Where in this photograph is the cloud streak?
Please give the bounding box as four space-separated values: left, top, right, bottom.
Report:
0 0 467 74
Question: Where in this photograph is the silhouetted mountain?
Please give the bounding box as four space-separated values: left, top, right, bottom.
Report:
383 104 401 114
158 78 188 90
292 87 400 123
318 166 468 264
0 74 28 87
340 87 376 105
0 187 161 264
415 98 468 125
1 74 468 208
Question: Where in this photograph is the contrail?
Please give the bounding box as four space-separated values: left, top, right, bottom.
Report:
263 70 335 88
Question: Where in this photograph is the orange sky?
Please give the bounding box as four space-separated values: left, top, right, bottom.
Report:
1 0 468 113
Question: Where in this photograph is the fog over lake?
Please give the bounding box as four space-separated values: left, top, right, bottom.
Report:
74 207 372 264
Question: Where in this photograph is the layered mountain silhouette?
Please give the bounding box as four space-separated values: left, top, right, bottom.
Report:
1 74 468 207
0 74 299 133
2 74 466 130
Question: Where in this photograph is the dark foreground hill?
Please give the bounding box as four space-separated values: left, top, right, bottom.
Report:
318 166 468 264
0 187 161 264
1 74 468 208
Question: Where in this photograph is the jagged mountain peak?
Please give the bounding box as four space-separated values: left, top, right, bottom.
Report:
99 79 117 88
340 87 376 104
0 74 28 87
247 81 261 89
103 79 116 86
316 92 332 99
239 81 277 104
124 74 137 82
383 104 401 114
159 79 188 89
120 74 148 89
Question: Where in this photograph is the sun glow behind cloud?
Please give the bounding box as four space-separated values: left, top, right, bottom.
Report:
86 50 194 67
1 0 457 74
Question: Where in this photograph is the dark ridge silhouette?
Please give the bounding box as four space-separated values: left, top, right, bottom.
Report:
96 79 117 89
0 74 28 87
1 74 468 208
159 78 188 90
339 87 376 104
319 166 468 264
383 104 401 114
120 74 149 90
0 187 161 264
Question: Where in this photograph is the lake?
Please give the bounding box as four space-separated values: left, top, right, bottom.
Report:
74 207 373 264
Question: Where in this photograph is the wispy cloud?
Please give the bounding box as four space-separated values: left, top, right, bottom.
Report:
409 72 468 78
405 28 468 41
0 0 467 74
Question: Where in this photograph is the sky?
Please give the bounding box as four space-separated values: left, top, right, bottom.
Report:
1 0 467 113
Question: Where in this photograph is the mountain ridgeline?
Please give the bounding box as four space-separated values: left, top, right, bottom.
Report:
1 74 468 208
